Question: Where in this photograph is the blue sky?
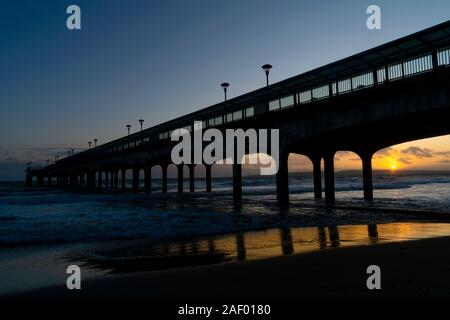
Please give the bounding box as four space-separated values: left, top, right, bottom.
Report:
1 0 449 180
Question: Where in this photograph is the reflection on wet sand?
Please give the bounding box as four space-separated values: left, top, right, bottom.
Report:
79 222 450 275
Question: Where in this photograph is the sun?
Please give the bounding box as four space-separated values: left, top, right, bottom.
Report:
386 157 399 171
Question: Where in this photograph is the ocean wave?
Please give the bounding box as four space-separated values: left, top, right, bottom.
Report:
0 174 449 246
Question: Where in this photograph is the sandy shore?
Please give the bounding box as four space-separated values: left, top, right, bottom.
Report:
5 236 450 300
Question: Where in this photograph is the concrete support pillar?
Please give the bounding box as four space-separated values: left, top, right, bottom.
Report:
189 165 195 192
121 169 126 189
86 172 92 189
205 164 212 192
276 153 289 205
233 164 242 203
105 171 110 189
144 167 151 194
37 175 44 187
68 175 75 188
98 171 103 189
324 152 335 203
48 176 52 187
113 171 118 189
162 165 168 193
361 152 374 201
311 156 322 199
177 165 184 193
132 167 140 193
26 174 32 187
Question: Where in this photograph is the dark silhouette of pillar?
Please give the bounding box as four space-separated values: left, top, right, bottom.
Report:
87 172 93 189
132 167 140 193
26 174 32 187
205 164 212 192
276 153 289 205
328 226 340 247
236 233 246 261
105 171 109 189
189 165 195 192
361 152 374 200
324 152 335 203
318 227 327 249
162 165 168 193
280 228 294 255
48 176 52 187
37 175 44 187
144 166 151 194
121 169 126 189
233 164 242 203
368 224 378 240
177 165 184 193
98 171 103 189
311 156 322 199
69 174 77 188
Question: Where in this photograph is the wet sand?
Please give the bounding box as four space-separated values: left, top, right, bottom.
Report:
6 235 450 300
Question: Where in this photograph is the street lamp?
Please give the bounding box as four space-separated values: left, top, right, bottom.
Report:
262 64 272 86
88 141 92 149
126 124 132 135
221 82 230 101
94 139 98 147
139 119 144 131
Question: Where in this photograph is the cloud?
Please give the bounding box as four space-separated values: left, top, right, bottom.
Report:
435 151 450 158
398 157 412 165
336 151 351 156
400 146 433 158
376 147 394 156
3 157 20 163
439 159 450 164
0 146 87 164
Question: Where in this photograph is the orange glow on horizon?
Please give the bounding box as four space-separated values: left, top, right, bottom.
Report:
387 157 399 171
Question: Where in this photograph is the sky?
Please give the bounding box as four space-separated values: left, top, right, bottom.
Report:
1 0 450 180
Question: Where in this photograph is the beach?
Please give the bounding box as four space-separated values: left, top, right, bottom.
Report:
7 235 450 300
2 172 450 300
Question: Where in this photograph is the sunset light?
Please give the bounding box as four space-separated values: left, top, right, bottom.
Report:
2 0 450 305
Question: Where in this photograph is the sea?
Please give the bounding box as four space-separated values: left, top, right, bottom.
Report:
1 170 450 295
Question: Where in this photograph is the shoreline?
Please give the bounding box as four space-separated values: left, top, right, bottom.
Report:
5 235 450 300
